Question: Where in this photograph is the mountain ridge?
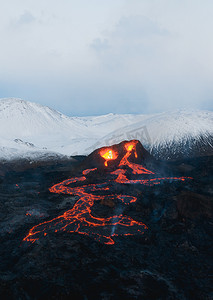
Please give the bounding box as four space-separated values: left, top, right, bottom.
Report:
0 98 212 160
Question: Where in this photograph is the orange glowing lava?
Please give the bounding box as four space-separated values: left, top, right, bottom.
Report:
100 148 118 166
127 144 134 151
23 140 192 245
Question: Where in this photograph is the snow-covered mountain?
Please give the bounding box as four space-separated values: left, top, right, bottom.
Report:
0 98 212 160
0 98 143 159
0 98 89 159
94 110 213 159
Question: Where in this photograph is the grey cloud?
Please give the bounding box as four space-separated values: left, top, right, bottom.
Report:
90 15 170 52
111 15 169 39
0 1 212 116
11 11 36 27
19 11 35 24
88 13 213 114
90 15 169 55
90 15 170 62
90 38 110 52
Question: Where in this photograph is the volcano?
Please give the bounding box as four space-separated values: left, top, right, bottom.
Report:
84 139 153 169
23 140 191 245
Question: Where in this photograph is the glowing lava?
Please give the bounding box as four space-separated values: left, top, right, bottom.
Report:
100 148 118 166
23 140 192 245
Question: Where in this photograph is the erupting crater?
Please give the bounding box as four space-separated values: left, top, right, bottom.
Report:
23 140 192 245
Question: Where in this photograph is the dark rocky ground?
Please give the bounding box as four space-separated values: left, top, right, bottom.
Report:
0 154 212 300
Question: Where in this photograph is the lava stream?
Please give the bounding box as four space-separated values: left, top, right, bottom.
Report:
23 140 192 245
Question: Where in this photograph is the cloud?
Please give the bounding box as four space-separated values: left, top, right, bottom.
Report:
90 15 170 69
90 38 110 52
91 15 169 55
110 15 169 39
11 10 36 27
17 11 35 25
0 1 213 115
89 13 213 113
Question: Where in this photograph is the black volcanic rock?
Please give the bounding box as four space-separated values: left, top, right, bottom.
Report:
0 145 212 300
175 191 213 219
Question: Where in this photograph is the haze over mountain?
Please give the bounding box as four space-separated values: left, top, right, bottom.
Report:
0 98 212 160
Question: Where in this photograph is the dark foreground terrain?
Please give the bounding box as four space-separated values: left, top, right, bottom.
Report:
0 152 212 300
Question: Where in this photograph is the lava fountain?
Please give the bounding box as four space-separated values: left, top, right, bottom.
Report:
23 140 192 245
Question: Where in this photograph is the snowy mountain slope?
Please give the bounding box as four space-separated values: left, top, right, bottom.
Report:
0 98 86 159
0 98 212 160
0 98 144 159
0 98 91 139
74 113 150 137
94 110 213 159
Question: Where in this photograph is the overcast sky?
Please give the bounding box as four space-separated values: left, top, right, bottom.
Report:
0 0 213 116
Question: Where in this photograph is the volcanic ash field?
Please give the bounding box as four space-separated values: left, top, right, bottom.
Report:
0 140 212 299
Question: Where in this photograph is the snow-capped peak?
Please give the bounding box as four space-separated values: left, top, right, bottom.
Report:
94 109 213 159
0 98 212 160
0 98 89 138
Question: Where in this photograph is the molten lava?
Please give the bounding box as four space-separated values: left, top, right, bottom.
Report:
23 140 192 245
100 148 118 166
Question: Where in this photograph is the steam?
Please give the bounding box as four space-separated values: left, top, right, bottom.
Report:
111 205 124 236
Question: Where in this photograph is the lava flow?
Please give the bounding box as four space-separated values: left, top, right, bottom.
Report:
23 140 192 245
